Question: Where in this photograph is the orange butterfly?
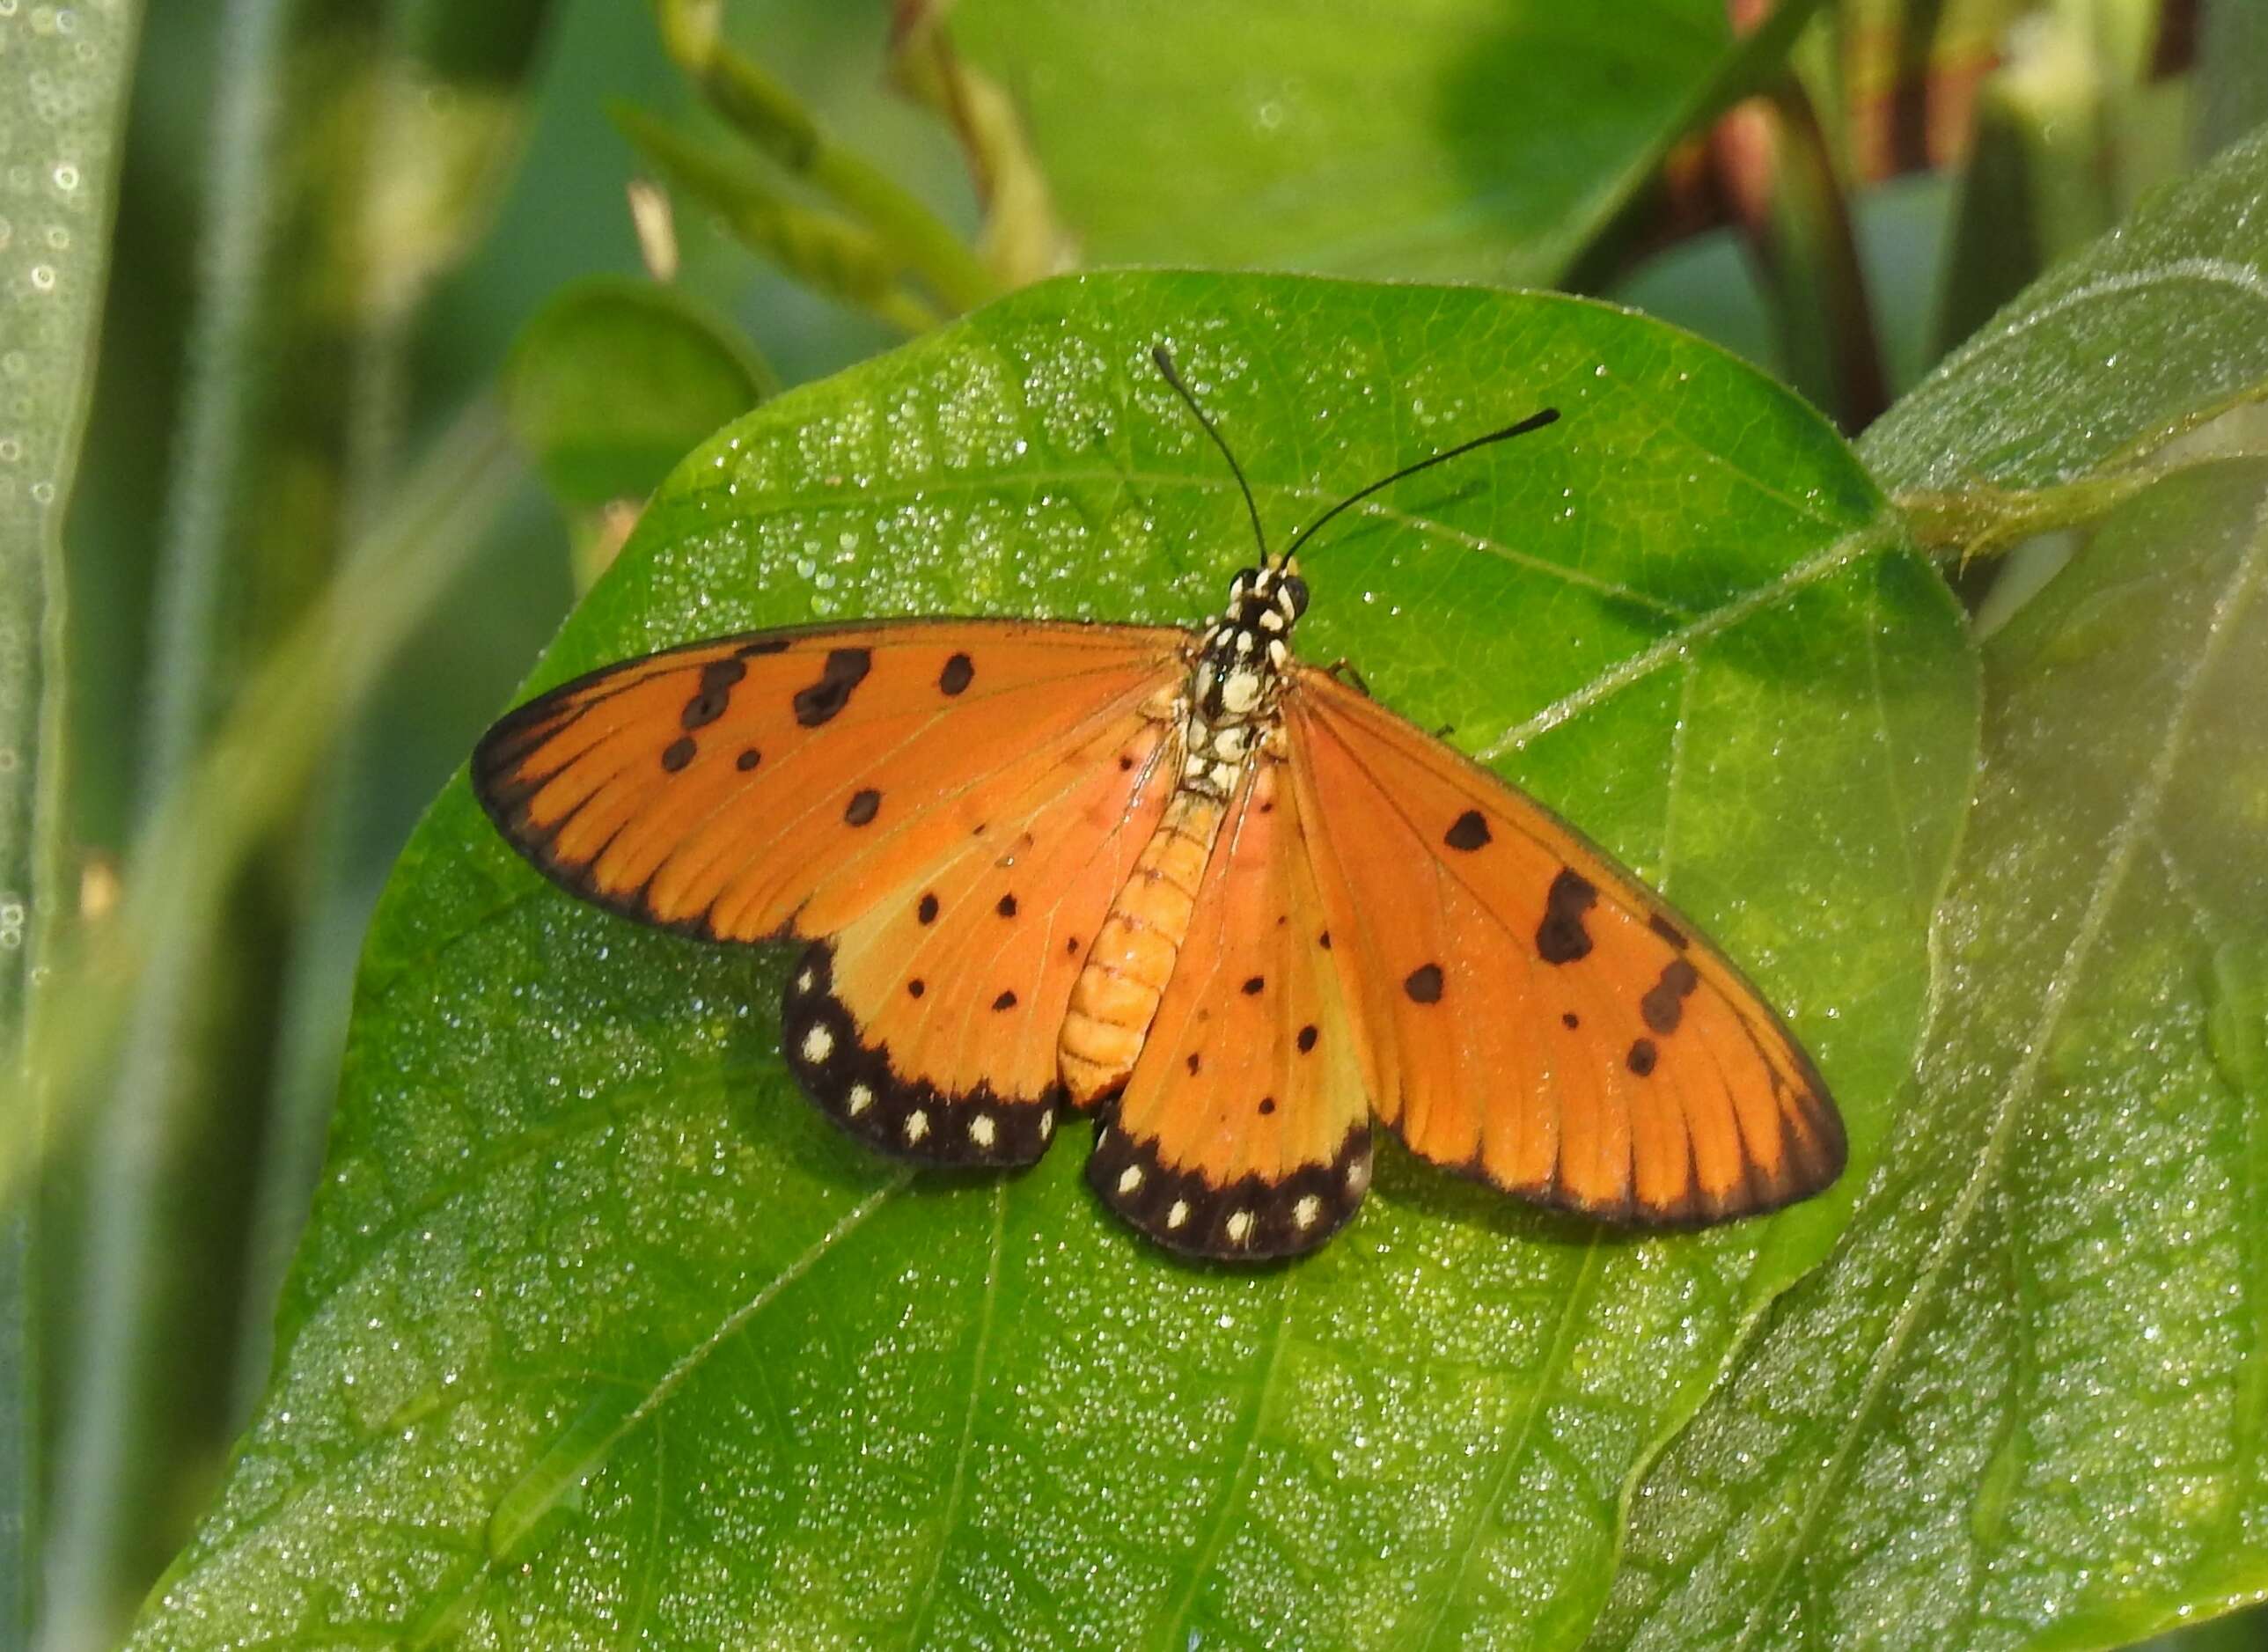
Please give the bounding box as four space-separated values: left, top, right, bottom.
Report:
473 348 1844 1260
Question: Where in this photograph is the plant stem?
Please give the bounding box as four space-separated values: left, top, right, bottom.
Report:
613 102 945 334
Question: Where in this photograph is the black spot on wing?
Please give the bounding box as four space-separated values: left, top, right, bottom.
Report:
1297 1024 1317 1053
1538 868 1597 964
1648 913 1689 949
1242 975 1266 995
661 737 696 773
996 893 1018 918
938 652 974 695
782 943 1060 1167
1627 1038 1658 1076
992 989 1018 1012
1404 963 1444 1003
736 747 763 771
736 636 791 657
681 657 746 730
844 788 882 826
1640 958 1701 1035
793 647 872 726
917 892 940 924
1444 809 1491 851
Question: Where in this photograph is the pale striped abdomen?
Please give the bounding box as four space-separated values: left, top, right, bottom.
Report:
1059 787 1229 1103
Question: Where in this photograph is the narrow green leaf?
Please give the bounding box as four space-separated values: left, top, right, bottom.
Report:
0 2 144 1641
950 0 1831 284
1590 459 2268 1652
1864 121 2268 551
133 272 1972 1650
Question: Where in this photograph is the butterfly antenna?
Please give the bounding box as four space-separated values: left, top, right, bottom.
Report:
1151 345 1272 564
1281 406 1560 561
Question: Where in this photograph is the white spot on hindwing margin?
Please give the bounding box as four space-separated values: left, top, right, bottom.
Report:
801 1024 834 1063
905 1109 930 1144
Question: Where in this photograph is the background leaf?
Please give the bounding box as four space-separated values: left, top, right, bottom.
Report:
1589 454 2268 1652
132 273 1971 1648
1863 122 2268 549
948 0 1824 283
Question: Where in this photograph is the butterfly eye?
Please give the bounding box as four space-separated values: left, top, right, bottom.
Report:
1279 575 1310 619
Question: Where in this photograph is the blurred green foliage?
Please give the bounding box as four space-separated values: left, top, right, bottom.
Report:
11 1 2268 1648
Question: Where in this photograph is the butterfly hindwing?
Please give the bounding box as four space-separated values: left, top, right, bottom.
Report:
1283 667 1843 1225
783 709 1181 1164
1089 755 1374 1259
475 617 1193 1166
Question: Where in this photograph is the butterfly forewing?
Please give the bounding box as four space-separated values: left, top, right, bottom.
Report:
1090 756 1373 1259
474 619 1185 941
1283 666 1843 1225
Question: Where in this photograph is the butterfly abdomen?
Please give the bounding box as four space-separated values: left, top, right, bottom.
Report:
1060 787 1230 1103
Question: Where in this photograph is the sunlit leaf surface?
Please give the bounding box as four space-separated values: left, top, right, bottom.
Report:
1864 125 2268 546
132 273 1971 1650
1590 458 2268 1652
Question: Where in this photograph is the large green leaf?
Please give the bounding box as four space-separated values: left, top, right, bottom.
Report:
949 0 1820 284
1589 456 2268 1652
133 273 1971 1649
1863 122 2268 550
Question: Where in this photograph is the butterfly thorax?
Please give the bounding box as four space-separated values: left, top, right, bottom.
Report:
1178 562 1309 800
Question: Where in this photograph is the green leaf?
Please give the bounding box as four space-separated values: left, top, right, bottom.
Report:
503 275 774 510
133 272 1972 1650
949 0 1825 284
1590 456 2268 1652
1863 121 2268 551
0 0 143 1640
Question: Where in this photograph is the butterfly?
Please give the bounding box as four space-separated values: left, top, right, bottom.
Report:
473 346 1845 1261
